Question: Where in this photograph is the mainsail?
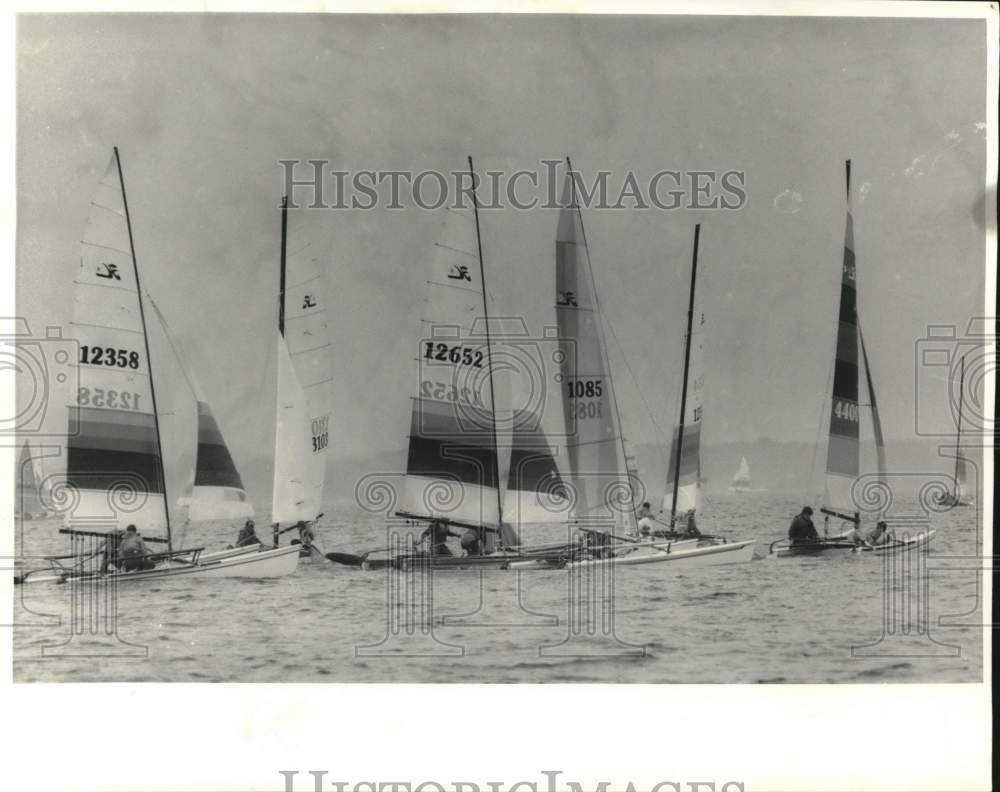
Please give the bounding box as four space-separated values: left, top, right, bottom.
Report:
397 162 501 531
555 163 633 531
663 225 705 519
822 160 883 522
272 197 332 526
147 296 253 522
65 149 171 542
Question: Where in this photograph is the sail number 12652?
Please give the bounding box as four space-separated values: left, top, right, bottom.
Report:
423 342 484 368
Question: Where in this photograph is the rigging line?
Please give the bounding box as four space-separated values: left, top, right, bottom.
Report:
598 285 672 473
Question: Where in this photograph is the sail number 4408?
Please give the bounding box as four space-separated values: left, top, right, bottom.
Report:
833 399 859 422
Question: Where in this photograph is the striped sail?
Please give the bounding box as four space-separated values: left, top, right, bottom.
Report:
398 203 500 528
555 170 629 528
15 441 45 516
65 152 169 537
503 408 568 524
823 160 861 517
663 287 705 517
144 297 244 523
187 400 253 521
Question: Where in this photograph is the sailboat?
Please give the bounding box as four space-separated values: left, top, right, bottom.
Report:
770 160 933 557
522 163 754 569
329 158 513 570
935 354 973 508
14 441 50 520
17 148 299 584
271 197 334 559
728 456 751 493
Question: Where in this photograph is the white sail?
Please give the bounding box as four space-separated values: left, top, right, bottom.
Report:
732 456 751 487
65 152 171 537
398 201 501 529
272 331 318 524
555 167 632 531
277 207 332 523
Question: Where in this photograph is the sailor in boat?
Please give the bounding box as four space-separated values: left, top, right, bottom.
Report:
420 520 461 556
841 522 868 547
864 521 894 547
117 525 157 572
231 520 260 549
99 528 126 574
788 506 820 545
460 528 483 557
636 502 658 537
680 508 702 538
284 521 318 557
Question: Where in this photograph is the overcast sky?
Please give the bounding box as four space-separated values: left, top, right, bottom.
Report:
16 13 990 498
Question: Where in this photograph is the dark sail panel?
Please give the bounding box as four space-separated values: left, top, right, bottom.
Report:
824 160 860 513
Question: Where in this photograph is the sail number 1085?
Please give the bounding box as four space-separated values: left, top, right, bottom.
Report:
566 379 603 399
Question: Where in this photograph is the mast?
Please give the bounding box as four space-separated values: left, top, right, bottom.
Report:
114 146 172 552
671 224 700 526
279 195 288 336
566 156 638 533
467 156 504 530
954 354 965 494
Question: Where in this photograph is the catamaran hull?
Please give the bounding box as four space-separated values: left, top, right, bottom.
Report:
566 538 755 568
769 531 935 558
16 545 300 585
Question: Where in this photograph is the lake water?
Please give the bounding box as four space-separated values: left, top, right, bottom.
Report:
11 493 984 683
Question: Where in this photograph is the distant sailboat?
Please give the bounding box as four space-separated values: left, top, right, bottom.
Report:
271 197 333 554
935 354 973 508
662 225 705 525
729 456 751 493
14 441 48 520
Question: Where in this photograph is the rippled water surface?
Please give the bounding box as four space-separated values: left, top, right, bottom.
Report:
12 494 984 683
